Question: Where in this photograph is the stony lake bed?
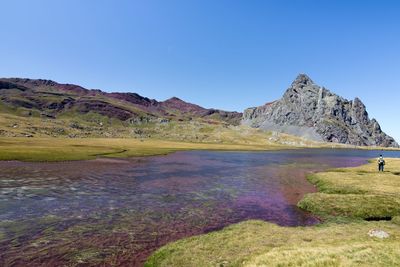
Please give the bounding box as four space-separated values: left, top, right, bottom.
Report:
1 149 400 266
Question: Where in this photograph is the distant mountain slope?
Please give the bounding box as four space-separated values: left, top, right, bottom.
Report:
2 76 397 148
242 74 398 147
0 78 242 125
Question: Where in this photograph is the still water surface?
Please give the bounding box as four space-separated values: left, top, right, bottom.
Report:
1 149 399 266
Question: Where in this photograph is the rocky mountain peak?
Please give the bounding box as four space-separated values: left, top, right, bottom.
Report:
167 96 183 102
164 96 187 104
242 74 398 147
352 97 365 108
161 97 207 114
291 73 314 88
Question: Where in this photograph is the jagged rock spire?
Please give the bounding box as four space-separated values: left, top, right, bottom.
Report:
242 75 399 148
291 74 314 87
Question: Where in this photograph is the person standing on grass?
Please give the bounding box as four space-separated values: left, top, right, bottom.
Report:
378 155 385 172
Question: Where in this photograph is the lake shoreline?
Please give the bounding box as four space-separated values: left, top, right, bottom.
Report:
0 137 399 163
146 158 400 266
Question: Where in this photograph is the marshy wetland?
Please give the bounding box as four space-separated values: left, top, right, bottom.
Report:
1 149 400 266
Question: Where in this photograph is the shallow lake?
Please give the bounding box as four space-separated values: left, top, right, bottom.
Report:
1 149 400 266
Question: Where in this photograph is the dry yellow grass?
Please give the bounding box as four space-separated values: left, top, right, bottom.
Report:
145 220 400 267
0 137 289 161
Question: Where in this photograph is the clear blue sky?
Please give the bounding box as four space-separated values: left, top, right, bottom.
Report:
1 0 400 141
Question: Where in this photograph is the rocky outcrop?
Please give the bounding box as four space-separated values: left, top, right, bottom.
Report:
108 92 159 107
242 74 398 147
0 81 29 91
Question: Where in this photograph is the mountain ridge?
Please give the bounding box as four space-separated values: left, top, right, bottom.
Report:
0 77 242 125
0 75 397 147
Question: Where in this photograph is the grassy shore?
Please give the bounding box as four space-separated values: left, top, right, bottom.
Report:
0 135 396 162
0 137 292 162
299 160 400 220
146 159 400 266
0 132 352 162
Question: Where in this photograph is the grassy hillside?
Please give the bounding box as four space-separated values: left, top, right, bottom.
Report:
0 77 326 153
146 159 400 266
1 77 398 158
1 78 353 162
0 78 242 136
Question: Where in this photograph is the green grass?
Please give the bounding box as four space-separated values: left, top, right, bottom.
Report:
299 159 400 219
146 159 400 266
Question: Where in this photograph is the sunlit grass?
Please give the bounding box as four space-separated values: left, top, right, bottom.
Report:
0 137 288 162
2 108 396 162
299 159 400 219
145 220 400 267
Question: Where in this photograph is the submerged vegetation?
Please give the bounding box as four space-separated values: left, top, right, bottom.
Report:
146 159 400 266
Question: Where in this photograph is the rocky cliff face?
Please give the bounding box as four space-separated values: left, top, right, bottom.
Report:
242 74 398 147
